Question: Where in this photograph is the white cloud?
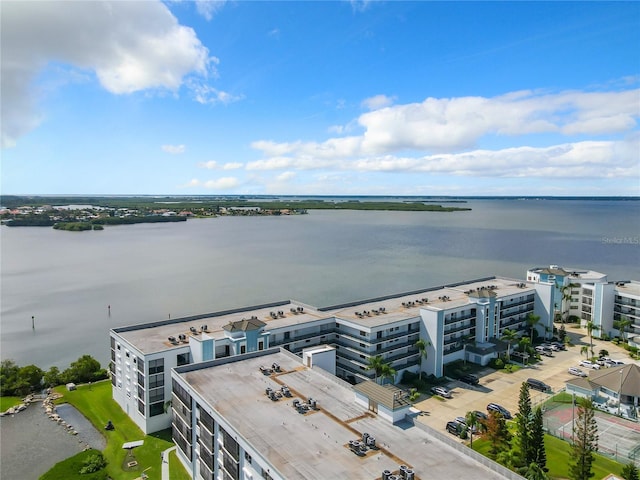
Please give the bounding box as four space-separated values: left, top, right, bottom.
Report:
250 87 640 160
199 160 218 169
188 82 244 105
184 177 240 189
1 1 214 147
361 94 395 111
276 171 296 182
195 0 227 21
247 138 638 179
223 162 244 170
162 144 186 154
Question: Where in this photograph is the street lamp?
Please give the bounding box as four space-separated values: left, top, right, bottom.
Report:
617 369 624 416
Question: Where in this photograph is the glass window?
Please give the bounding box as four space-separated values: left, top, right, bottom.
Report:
149 358 164 375
177 353 190 366
149 402 164 417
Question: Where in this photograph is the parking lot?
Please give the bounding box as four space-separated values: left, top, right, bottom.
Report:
413 331 638 432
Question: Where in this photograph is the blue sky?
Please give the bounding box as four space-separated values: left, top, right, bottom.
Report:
2 1 639 196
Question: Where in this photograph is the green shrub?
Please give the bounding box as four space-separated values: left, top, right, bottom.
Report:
489 358 504 369
79 453 107 474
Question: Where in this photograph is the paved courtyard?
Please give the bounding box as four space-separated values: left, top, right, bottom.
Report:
413 329 639 433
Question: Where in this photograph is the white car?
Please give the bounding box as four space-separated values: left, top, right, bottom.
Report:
431 386 452 398
568 367 587 377
579 360 600 370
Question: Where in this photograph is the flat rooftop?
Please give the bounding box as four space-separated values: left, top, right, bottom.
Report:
177 350 510 480
615 280 640 298
113 276 534 353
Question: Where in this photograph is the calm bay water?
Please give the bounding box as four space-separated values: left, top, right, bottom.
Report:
1 199 638 369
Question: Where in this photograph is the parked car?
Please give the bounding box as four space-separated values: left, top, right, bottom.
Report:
446 420 463 436
568 367 588 377
551 342 567 350
454 416 477 432
526 378 551 392
579 360 601 370
487 403 512 419
535 346 553 357
459 373 479 385
473 410 488 421
606 359 625 367
431 386 452 398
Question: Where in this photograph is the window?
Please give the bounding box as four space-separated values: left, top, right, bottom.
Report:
258 341 264 351
149 388 164 403
149 358 164 375
177 353 190 366
149 373 164 389
149 402 164 417
240 345 246 354
137 399 144 415
284 331 290 340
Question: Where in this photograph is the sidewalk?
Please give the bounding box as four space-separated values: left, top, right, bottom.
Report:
161 446 176 480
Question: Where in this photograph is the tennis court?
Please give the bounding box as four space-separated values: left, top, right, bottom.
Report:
542 400 640 465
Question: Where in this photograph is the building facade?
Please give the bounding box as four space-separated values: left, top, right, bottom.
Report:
111 274 560 434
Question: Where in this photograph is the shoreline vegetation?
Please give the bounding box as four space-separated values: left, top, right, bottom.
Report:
0 195 472 231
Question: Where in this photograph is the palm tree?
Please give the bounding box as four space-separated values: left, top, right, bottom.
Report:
585 321 599 357
465 411 480 449
526 313 541 344
415 339 430 380
500 328 518 362
367 355 385 384
614 316 632 342
580 345 589 359
380 363 396 385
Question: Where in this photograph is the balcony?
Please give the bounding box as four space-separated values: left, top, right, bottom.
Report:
269 330 334 347
444 323 474 335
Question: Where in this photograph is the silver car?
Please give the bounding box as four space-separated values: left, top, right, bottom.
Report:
568 367 587 377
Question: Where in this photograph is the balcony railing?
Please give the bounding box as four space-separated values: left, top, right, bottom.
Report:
269 330 334 347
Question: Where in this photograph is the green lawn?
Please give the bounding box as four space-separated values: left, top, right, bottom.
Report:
472 433 625 479
40 449 108 480
47 380 189 480
0 396 22 411
169 450 191 480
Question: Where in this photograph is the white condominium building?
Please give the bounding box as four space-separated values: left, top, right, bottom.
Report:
170 349 515 480
110 274 555 434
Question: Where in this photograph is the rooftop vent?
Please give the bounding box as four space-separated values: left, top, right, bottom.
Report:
168 336 176 343
189 326 197 334
201 325 207 332
178 334 187 342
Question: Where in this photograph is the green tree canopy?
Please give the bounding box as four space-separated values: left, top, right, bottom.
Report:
569 398 598 480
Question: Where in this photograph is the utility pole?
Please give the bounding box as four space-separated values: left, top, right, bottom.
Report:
32 315 35 329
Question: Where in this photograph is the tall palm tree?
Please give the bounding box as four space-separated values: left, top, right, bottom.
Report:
367 355 385 384
585 321 599 357
380 363 396 385
526 314 541 344
415 339 430 380
614 317 632 342
500 328 518 362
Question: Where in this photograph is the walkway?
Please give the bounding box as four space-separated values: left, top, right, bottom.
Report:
161 446 176 480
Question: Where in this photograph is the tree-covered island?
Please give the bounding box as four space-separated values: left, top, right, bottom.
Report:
0 195 471 231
